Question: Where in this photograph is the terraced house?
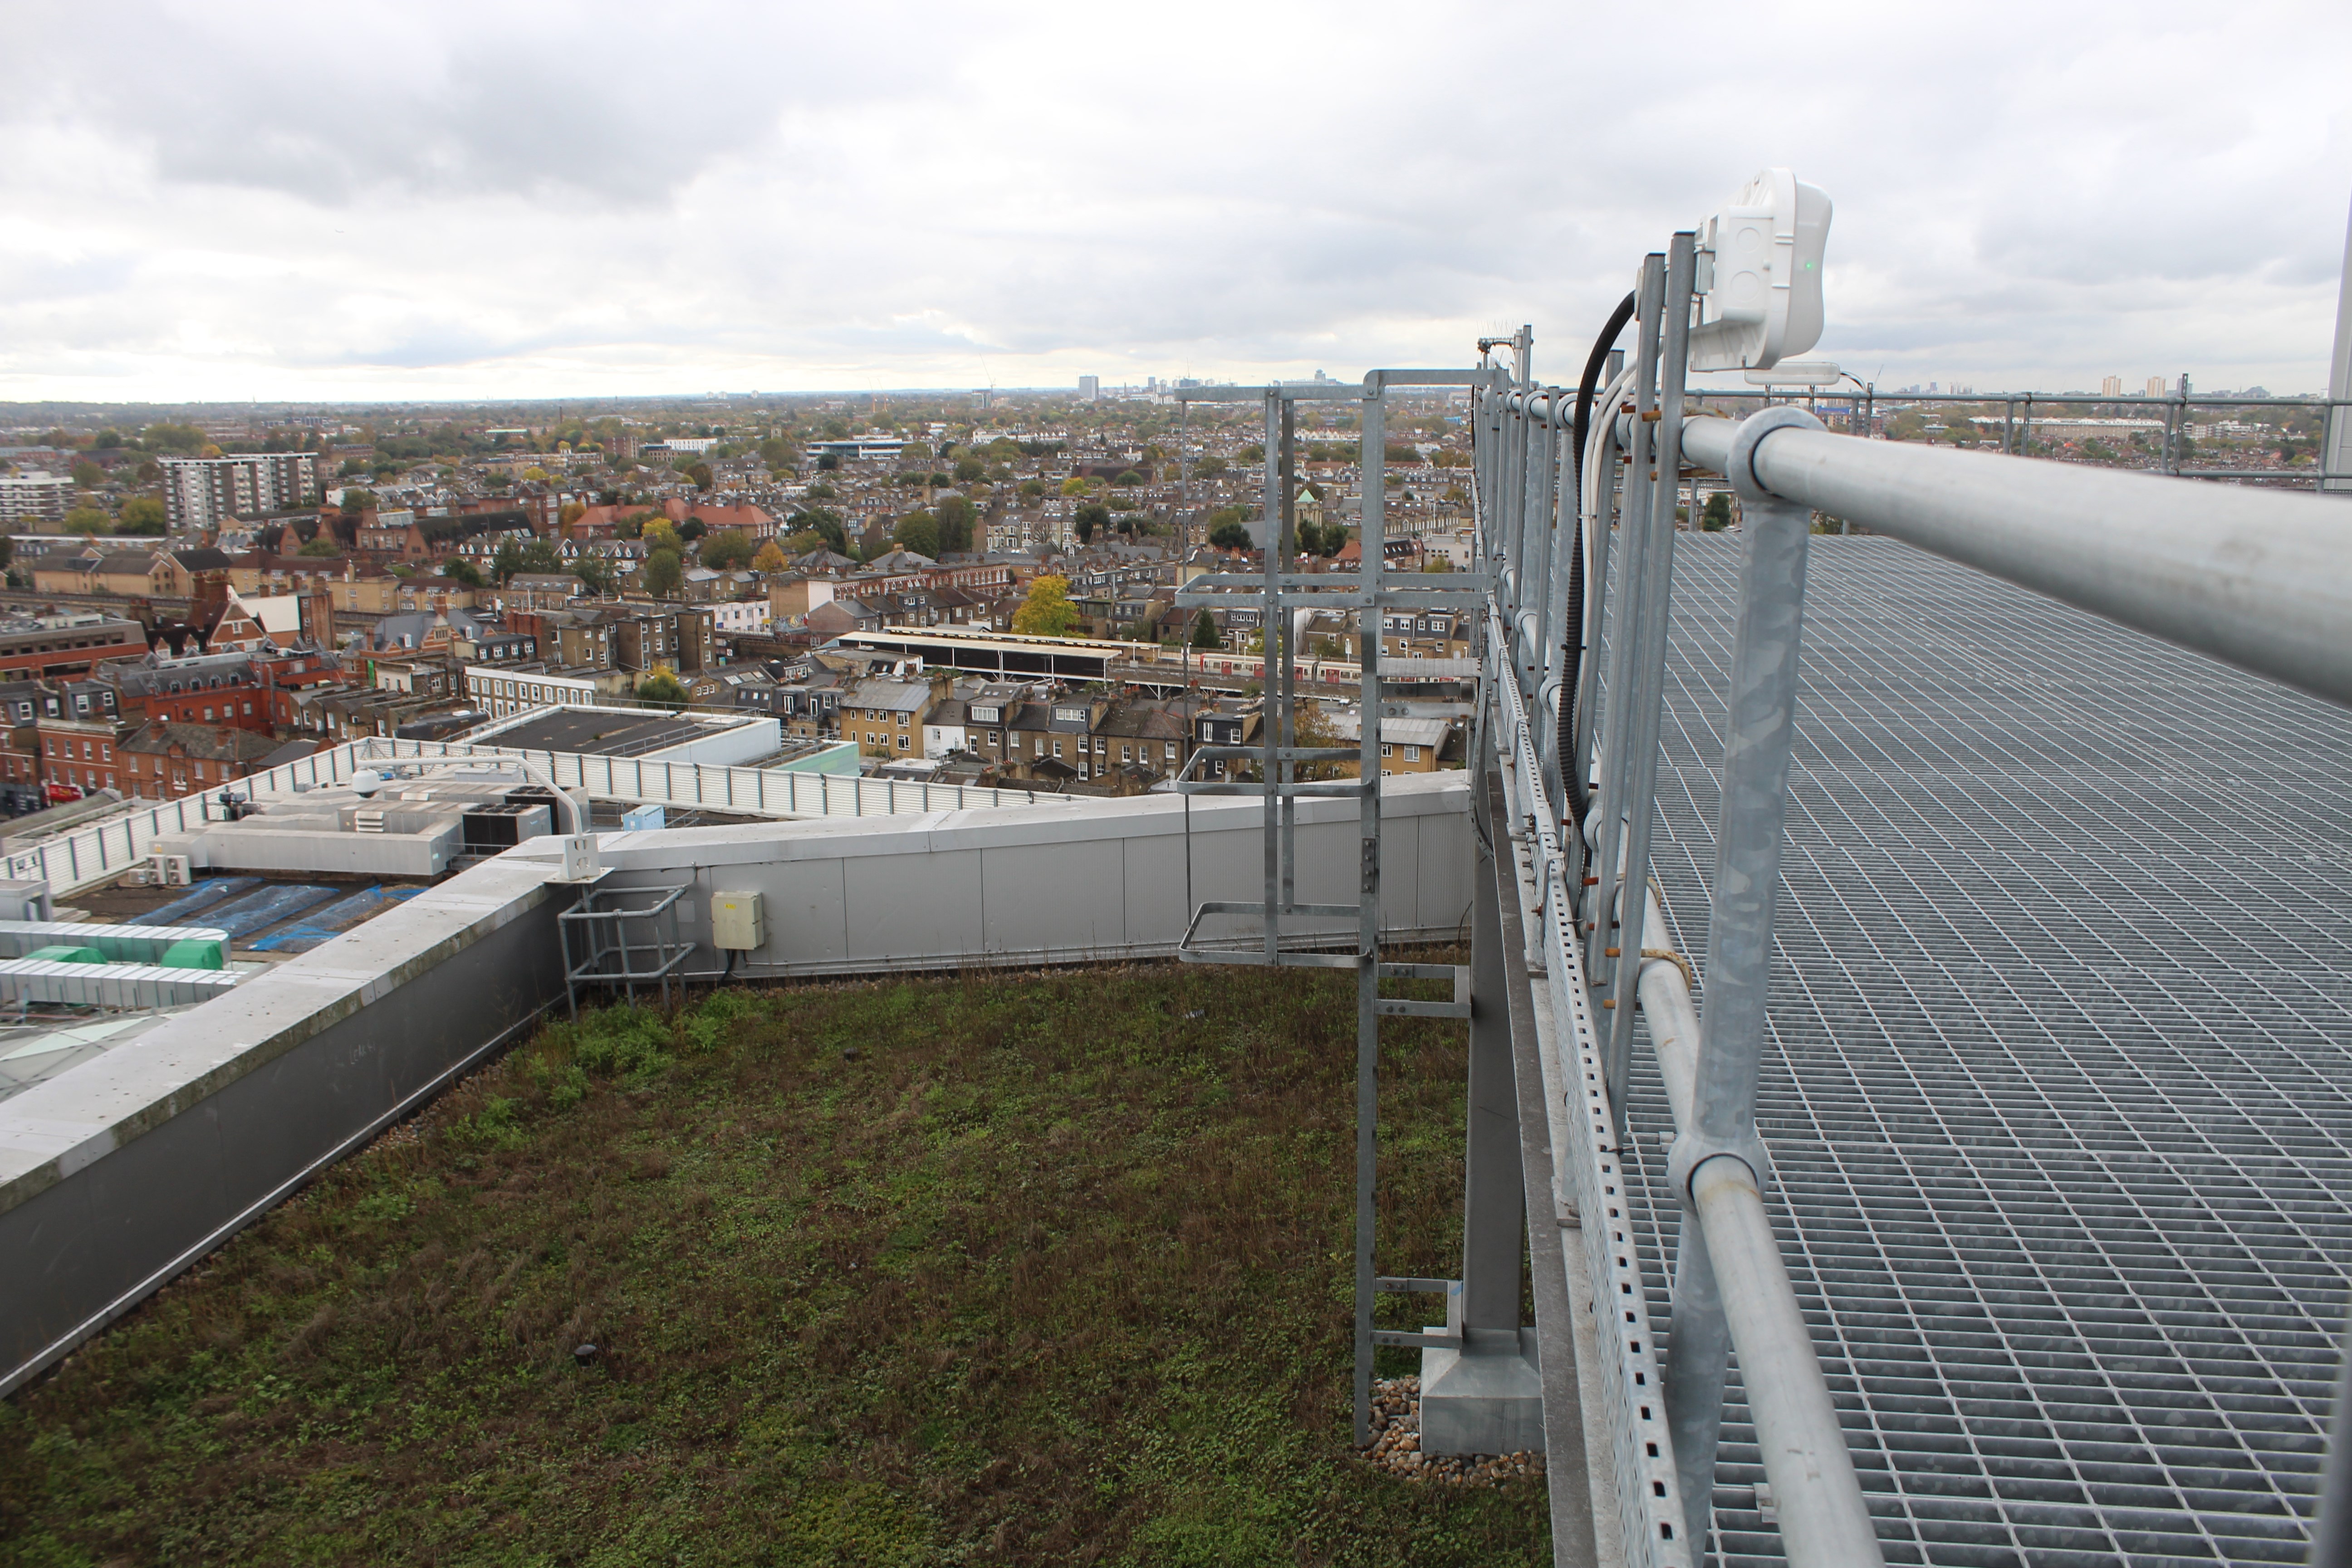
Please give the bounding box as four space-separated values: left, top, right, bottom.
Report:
840 675 939 757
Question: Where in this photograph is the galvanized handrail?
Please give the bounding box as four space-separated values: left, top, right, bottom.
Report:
1677 413 2352 707
1489 354 2352 1566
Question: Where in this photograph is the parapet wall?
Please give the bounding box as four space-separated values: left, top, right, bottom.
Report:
0 776 1471 1396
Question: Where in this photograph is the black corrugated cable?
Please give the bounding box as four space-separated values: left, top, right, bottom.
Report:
1563 291 1638 817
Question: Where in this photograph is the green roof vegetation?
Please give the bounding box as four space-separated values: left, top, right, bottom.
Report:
0 960 1548 1565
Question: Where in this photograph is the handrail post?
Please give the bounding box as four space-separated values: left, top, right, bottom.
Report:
1602 233 1697 1101
1585 253 1666 1076
1661 405 1885 1565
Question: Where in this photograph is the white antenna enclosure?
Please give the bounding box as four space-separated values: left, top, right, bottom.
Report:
1689 169 1833 372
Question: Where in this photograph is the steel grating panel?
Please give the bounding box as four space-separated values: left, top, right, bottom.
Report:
1616 536 2352 1568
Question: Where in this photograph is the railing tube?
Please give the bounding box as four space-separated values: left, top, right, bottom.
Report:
1691 1157 1886 1568
1681 413 2352 709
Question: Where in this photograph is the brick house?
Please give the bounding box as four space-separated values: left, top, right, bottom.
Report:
40 717 124 797
840 676 940 757
120 720 284 799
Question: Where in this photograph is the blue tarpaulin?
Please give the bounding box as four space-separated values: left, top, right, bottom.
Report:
205 884 340 939
140 877 261 925
248 887 421 953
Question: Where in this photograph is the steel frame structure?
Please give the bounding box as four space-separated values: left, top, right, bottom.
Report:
1171 375 1496 1449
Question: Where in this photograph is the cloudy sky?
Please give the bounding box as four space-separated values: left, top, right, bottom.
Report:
3 0 2347 403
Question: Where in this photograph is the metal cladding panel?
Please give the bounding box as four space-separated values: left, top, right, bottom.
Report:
842 845 985 966
1414 810 1474 945
1118 822 1191 947
761 858 850 965
64 1097 230 1339
0 1161 104 1371
979 833 1125 959
1619 537 2352 1567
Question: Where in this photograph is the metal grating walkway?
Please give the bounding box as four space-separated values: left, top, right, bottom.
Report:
1619 536 2352 1568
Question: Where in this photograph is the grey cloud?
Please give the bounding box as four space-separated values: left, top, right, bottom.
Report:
0 0 2347 398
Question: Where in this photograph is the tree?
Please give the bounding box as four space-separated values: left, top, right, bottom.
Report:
677 517 708 546
70 459 105 490
141 422 205 455
63 505 110 534
1208 519 1252 552
573 553 615 596
687 462 715 491
298 536 342 557
339 486 378 511
893 511 941 558
636 668 688 710
753 540 789 574
1193 455 1228 478
117 496 167 535
1019 479 1045 500
935 494 975 554
490 535 563 583
1191 608 1221 648
786 507 848 555
1111 469 1142 487
1059 476 1089 497
1073 501 1110 544
558 500 587 533
642 517 682 552
1383 442 1421 465
1702 492 1734 531
1011 574 1081 637
953 456 985 483
699 529 756 571
643 548 685 598
445 559 484 587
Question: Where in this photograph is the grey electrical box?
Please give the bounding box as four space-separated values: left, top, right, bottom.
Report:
711 890 765 951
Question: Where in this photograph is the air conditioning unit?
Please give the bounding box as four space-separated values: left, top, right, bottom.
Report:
120 864 154 888
152 853 193 887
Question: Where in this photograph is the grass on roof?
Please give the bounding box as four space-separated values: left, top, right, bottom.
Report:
0 958 1549 1566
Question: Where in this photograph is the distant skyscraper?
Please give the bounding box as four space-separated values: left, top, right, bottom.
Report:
2101 375 2123 397
1078 375 1100 402
2145 375 2167 397
160 453 320 529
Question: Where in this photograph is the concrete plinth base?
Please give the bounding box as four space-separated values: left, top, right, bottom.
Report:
1419 1326 1545 1455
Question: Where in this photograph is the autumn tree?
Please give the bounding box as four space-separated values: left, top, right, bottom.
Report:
1012 574 1081 637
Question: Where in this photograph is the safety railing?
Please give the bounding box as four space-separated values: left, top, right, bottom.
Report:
1474 176 2352 1568
1 730 1068 900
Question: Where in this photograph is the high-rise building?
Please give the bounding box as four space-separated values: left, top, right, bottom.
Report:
2145 375 2168 397
1078 375 1101 402
0 471 72 524
2101 375 2124 397
159 453 320 529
